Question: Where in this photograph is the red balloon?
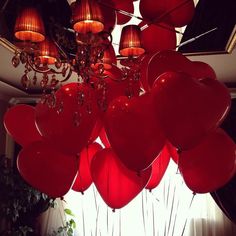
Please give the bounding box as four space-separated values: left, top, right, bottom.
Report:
179 129 236 193
139 22 176 54
17 140 78 198
145 145 170 190
95 66 140 112
104 93 166 171
72 142 103 193
139 0 195 27
88 119 103 144
91 148 152 209
152 72 231 150
166 141 179 164
4 104 42 146
115 1 134 25
99 127 111 148
35 83 99 155
140 50 216 91
190 61 216 80
99 0 116 33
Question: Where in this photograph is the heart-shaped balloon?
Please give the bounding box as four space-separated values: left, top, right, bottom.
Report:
72 142 103 193
4 104 42 147
91 148 151 209
17 140 78 198
104 93 165 171
35 83 99 155
152 72 231 150
94 66 140 113
179 128 236 193
88 119 103 144
145 145 170 190
166 141 179 164
99 127 111 148
140 50 216 91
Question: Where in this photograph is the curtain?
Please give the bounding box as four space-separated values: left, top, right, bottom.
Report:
56 160 236 236
37 199 67 236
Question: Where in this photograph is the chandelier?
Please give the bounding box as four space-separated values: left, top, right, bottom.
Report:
3 0 235 210
11 0 146 106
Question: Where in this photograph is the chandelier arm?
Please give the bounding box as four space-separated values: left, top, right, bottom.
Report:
26 57 51 74
59 66 73 83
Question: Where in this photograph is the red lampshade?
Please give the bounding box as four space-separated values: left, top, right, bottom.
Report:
14 7 45 42
119 25 145 57
38 38 58 65
71 0 104 34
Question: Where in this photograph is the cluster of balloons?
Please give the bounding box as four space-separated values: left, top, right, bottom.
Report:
3 0 236 211
4 49 235 210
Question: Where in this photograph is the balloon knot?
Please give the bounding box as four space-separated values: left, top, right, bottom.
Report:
177 148 182 154
112 209 116 213
81 191 84 195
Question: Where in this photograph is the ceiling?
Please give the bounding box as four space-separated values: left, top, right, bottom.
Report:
0 0 235 101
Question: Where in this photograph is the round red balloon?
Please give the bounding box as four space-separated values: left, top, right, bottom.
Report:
100 0 116 33
139 0 195 27
152 72 231 150
115 1 134 25
4 104 42 147
139 22 176 54
179 129 236 193
72 142 103 193
35 83 99 155
91 148 152 209
104 93 166 172
17 140 78 198
145 145 170 190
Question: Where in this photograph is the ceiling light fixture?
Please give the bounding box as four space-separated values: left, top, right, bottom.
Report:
10 0 145 107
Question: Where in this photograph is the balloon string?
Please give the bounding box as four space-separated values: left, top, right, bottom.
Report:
142 191 147 236
152 201 156 236
119 210 121 236
81 196 86 236
164 177 170 236
181 192 196 236
176 27 218 48
95 206 100 236
112 209 115 236
171 196 180 236
93 185 98 212
167 185 176 236
107 206 109 234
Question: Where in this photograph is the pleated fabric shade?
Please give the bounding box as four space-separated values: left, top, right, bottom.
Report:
38 38 58 65
71 0 104 34
119 25 145 57
14 7 45 42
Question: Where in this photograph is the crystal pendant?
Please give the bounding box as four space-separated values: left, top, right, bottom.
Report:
32 73 37 85
73 112 81 127
12 55 20 67
55 58 62 69
20 51 28 64
21 73 30 89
